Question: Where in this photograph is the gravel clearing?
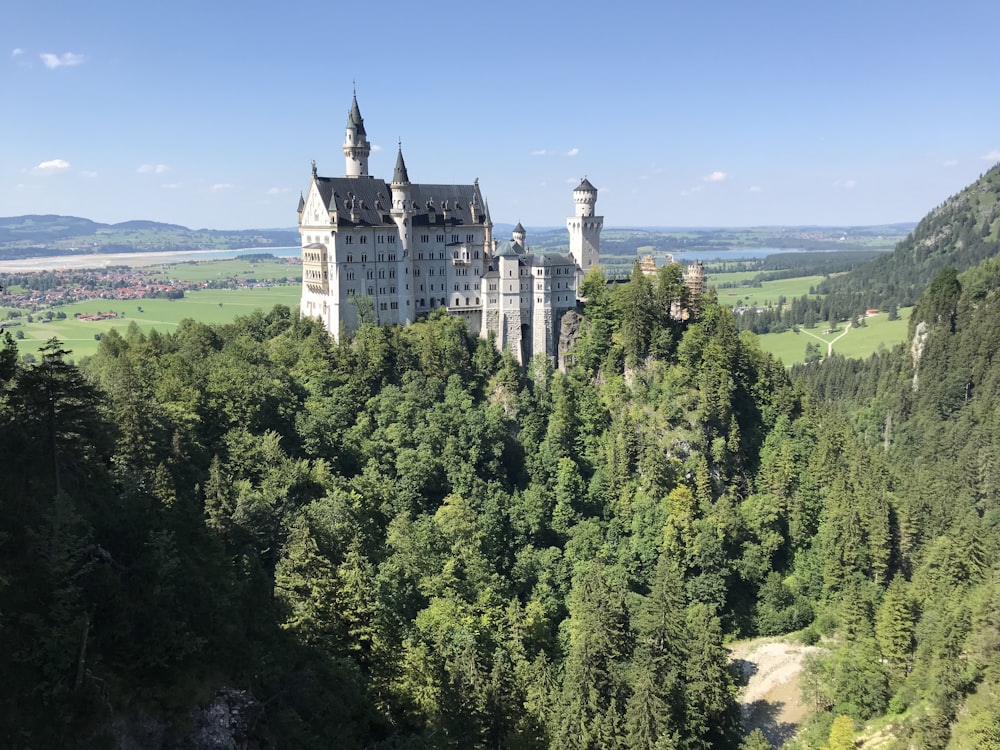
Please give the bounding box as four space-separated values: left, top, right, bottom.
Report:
728 638 825 747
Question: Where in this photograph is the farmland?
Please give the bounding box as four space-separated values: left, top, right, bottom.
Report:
3 285 301 361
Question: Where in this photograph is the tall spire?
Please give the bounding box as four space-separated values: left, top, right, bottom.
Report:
392 142 410 185
343 92 371 177
346 92 366 136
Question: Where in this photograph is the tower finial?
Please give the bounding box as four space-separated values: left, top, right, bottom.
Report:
311 160 317 177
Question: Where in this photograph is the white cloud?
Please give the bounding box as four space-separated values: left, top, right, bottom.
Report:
531 149 549 156
40 52 85 69
80 170 98 178
832 179 858 189
702 170 728 183
266 187 289 195
212 183 235 192
33 159 71 173
681 185 705 196
943 159 958 168
371 144 383 152
565 177 578 185
566 148 580 157
982 150 1000 162
11 48 23 58
138 163 171 174
749 185 762 193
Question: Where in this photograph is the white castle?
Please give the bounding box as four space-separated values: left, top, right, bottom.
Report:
298 94 602 363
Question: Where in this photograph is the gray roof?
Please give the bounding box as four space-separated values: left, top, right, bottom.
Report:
493 240 525 258
524 252 575 266
575 177 597 192
315 177 392 226
314 176 487 227
514 222 525 233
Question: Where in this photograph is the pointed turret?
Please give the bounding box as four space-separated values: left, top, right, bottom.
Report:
343 93 371 177
392 145 410 186
297 192 305 215
391 144 413 218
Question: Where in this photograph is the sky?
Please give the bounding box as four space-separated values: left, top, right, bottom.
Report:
3 0 999 231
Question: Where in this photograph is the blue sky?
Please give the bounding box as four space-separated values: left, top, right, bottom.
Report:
3 0 999 231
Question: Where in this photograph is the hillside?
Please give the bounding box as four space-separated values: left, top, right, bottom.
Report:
818 162 1000 308
0 214 299 259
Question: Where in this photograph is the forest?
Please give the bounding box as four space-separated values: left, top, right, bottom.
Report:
1 228 999 747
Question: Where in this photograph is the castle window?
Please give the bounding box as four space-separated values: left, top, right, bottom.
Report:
345 236 353 244
451 234 459 243
360 236 368 244
418 252 424 260
429 268 434 276
421 234 429 243
380 303 387 311
466 234 474 242
475 297 479 305
436 234 444 243
368 286 374 295
389 269 396 278
464 284 469 291
346 254 353 263
378 235 384 244
474 251 479 259
390 302 398 309
389 235 396 243
378 270 385 279
367 270 374 279
390 286 395 293
347 270 355 280
379 254 384 262
361 254 368 262
389 254 396 261
454 284 459 291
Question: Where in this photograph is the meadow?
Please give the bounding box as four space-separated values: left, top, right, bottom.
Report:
711 272 825 307
3 285 301 361
753 308 913 365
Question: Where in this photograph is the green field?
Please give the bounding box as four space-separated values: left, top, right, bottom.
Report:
145 258 301 283
754 308 912 366
712 272 825 307
3 285 301 361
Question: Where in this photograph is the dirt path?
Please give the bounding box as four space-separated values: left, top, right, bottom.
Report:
800 322 852 357
729 638 824 747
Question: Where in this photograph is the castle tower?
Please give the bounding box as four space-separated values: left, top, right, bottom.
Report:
343 93 371 177
512 222 526 248
567 178 602 279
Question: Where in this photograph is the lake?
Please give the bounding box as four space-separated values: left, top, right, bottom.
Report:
0 246 301 273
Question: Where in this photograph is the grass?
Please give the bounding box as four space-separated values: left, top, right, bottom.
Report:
4 285 301 361
754 309 913 366
712 272 825 307
146 258 300 283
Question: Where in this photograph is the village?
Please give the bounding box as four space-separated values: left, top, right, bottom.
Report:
0 260 298 313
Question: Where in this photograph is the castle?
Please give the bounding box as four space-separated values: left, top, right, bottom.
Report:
298 94 601 363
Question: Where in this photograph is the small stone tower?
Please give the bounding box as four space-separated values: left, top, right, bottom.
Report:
343 93 371 177
567 177 602 278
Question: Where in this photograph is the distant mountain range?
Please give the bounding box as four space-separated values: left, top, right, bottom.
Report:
0 213 918 264
0 215 300 260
